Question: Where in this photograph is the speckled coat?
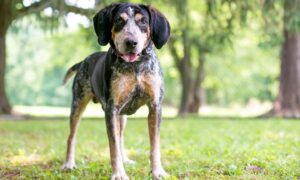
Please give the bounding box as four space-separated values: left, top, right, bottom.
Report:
69 43 164 116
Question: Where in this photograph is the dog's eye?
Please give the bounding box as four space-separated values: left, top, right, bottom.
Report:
139 17 148 25
115 17 125 26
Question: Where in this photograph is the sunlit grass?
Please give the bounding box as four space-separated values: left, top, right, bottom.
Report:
13 104 178 118
13 102 271 118
0 118 299 179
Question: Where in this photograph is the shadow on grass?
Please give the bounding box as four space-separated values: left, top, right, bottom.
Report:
0 160 114 179
1 111 299 121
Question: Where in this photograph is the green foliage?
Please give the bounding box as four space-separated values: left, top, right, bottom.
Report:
0 118 299 179
205 28 279 105
7 25 99 106
6 14 280 107
8 0 299 108
262 0 300 33
158 51 182 106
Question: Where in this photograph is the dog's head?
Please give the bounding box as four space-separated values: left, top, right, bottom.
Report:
93 3 170 62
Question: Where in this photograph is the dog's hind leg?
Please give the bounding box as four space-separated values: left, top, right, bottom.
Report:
119 115 135 164
62 94 91 170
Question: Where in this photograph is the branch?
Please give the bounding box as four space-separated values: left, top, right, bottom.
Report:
17 0 54 18
59 0 106 17
17 0 103 19
61 0 105 16
62 4 92 16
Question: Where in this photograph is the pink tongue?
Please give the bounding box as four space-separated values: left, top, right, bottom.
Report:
125 53 137 62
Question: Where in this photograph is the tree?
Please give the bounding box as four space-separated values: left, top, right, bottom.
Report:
167 0 239 115
223 0 300 118
266 0 300 117
237 0 300 117
0 0 102 114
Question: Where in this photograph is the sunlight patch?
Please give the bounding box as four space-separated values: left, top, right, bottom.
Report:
10 152 41 165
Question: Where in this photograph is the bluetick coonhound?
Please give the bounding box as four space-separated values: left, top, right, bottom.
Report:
61 2 170 179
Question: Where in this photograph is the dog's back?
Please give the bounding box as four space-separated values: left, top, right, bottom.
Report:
63 52 106 85
63 51 108 104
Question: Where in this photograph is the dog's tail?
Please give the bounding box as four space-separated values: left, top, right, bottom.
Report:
62 62 82 85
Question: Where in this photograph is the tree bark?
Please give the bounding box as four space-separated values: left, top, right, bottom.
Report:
268 0 300 118
188 53 206 113
168 32 206 116
0 0 12 114
178 29 194 115
270 31 300 117
0 34 11 114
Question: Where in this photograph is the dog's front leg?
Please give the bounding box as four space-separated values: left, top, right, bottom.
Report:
119 115 135 164
105 106 128 180
148 104 168 179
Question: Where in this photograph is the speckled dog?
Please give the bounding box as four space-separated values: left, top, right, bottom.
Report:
61 2 170 180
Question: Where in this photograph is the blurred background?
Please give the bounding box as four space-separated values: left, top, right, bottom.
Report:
1 0 300 118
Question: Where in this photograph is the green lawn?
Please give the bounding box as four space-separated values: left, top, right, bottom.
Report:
0 118 299 179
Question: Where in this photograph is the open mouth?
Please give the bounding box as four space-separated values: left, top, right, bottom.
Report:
120 53 141 62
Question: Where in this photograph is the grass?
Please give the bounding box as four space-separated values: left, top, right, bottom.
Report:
0 117 300 179
13 103 271 118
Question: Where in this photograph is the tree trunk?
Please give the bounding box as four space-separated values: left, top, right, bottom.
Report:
268 0 300 118
178 65 194 116
168 32 206 116
270 31 300 117
178 29 194 115
0 1 12 114
188 53 206 113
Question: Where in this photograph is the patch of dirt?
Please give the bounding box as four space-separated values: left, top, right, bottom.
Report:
245 165 264 173
0 113 30 121
1 170 20 179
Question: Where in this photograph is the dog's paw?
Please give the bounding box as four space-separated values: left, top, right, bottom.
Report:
123 158 136 165
152 168 169 180
61 161 76 170
111 171 129 180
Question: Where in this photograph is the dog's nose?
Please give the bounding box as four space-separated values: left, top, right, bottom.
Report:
125 39 138 49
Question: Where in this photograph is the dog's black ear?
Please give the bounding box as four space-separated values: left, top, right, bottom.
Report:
93 3 119 46
144 6 170 49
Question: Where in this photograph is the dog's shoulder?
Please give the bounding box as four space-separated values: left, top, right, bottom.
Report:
91 49 116 106
85 51 107 77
